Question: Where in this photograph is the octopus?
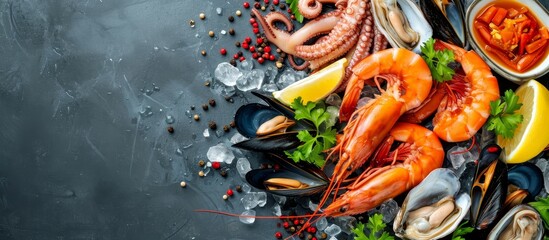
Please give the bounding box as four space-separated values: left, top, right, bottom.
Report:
253 0 389 91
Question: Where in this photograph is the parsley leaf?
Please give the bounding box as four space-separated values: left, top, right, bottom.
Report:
352 213 394 240
420 38 456 82
284 97 337 167
285 0 304 23
451 221 474 240
487 89 524 139
529 196 549 230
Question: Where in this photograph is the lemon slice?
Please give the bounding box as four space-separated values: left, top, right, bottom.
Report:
273 58 348 105
497 79 549 164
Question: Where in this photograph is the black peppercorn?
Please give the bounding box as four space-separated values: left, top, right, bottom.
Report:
208 121 217 130
167 126 174 133
223 125 230 132
208 98 216 107
229 28 235 35
202 104 209 111
235 185 242 192
229 121 236 128
228 15 234 22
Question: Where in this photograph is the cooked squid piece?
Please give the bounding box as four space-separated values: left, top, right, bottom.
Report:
488 204 544 240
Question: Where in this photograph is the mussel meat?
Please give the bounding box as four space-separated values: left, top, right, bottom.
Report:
470 158 508 230
394 168 471 240
245 154 328 197
487 204 544 240
371 0 433 52
419 0 468 48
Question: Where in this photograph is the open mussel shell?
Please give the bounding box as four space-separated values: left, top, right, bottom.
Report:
419 0 468 48
508 163 544 198
470 159 508 230
393 168 471 240
371 0 433 53
245 154 328 197
235 103 281 138
487 204 544 240
232 131 305 152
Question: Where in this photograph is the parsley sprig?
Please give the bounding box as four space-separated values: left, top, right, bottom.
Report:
285 0 304 23
451 221 474 240
529 196 549 230
352 213 394 240
487 89 523 139
284 97 337 167
420 38 456 82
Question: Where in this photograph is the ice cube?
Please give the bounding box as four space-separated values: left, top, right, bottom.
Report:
211 81 236 97
325 106 339 128
255 192 267 207
239 210 256 224
276 69 299 89
272 204 282 216
242 183 252 193
236 158 252 178
315 217 328 231
203 129 210 138
238 60 254 72
333 216 356 234
308 200 319 212
324 224 341 237
215 62 242 86
379 199 399 223
216 7 222 15
272 195 286 205
538 158 549 194
165 115 175 124
264 65 278 83
236 69 264 91
447 146 478 169
261 83 278 93
325 93 342 107
206 143 235 164
230 132 248 144
241 193 259 210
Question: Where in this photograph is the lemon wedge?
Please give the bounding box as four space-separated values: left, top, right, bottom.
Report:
497 79 549 164
273 58 348 105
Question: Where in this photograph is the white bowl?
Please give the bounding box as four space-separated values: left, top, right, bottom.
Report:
466 0 549 84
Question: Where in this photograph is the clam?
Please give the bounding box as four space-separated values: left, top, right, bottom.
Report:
371 0 433 53
233 92 313 152
394 168 471 240
419 0 468 48
245 154 328 197
470 158 508 230
487 204 544 240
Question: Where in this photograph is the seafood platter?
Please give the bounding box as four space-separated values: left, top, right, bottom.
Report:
200 0 549 239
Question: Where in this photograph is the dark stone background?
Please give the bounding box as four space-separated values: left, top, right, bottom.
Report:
0 0 547 239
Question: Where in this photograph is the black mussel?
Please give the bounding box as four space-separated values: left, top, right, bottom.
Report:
245 154 328 197
477 144 502 174
234 103 287 138
251 91 314 129
470 159 508 230
420 0 468 48
232 131 306 152
504 163 544 209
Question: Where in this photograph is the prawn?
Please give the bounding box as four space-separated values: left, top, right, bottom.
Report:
401 40 500 142
318 48 431 213
322 122 444 216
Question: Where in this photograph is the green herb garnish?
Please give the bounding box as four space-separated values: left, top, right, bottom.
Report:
352 213 394 240
529 196 549 230
420 38 456 82
487 89 523 139
284 97 337 167
451 221 474 240
285 0 304 23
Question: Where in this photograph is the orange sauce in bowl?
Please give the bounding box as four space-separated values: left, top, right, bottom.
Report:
472 0 549 73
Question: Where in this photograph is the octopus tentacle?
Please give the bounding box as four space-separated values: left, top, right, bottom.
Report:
308 32 359 70
337 9 373 92
288 55 311 70
372 26 387 52
294 0 368 60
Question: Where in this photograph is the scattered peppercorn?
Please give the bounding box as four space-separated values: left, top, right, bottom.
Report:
243 1 250 8
283 222 290 228
275 232 283 239
306 234 313 240
208 121 217 130
235 41 241 47
198 159 206 167
225 96 234 103
229 28 235 35
270 5 275 11
254 2 261 9
219 169 227 177
204 80 211 87
276 62 283 69
220 48 227 55
198 170 205 177
289 226 296 233
235 185 242 192
236 10 242 16
208 98 216 107
223 125 230 132
273 0 279 5
261 5 266 11
167 126 174 134
202 104 209 111
229 121 236 128
199 13 206 20
279 3 286 10
319 233 327 239
298 232 305 239
201 50 207 56
228 15 235 22
189 19 195 27
229 59 237 66
208 31 215 37
226 189 234 196
193 114 200 121
237 51 243 57
293 219 300 225
211 162 221 169
222 194 228 200
190 105 195 110
180 181 186 188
